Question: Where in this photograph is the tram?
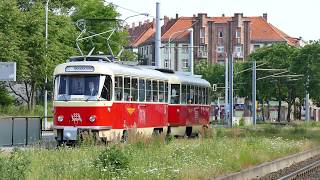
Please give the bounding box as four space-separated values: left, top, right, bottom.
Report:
53 56 211 143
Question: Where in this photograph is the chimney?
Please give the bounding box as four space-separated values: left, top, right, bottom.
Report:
222 13 225 17
139 21 142 26
176 13 179 20
164 15 169 25
263 13 268 21
132 22 135 30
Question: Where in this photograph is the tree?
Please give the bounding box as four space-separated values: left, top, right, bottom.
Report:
71 0 128 56
244 43 299 121
0 0 77 110
195 60 225 100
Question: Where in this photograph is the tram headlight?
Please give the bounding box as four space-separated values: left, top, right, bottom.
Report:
57 115 64 122
89 115 96 123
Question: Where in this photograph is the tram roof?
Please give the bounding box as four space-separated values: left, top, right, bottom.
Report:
54 61 168 80
167 73 211 87
54 61 211 87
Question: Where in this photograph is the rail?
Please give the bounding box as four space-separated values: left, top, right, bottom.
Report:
277 159 320 180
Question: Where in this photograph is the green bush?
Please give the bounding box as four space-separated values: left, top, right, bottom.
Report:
291 126 307 135
0 86 13 106
0 149 30 180
239 118 245 127
94 145 130 174
264 125 281 134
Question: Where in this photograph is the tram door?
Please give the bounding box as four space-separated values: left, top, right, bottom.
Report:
138 79 147 126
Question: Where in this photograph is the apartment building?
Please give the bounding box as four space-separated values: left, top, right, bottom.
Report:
128 13 299 69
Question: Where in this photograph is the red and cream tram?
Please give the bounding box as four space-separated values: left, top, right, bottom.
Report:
166 73 211 137
53 56 211 143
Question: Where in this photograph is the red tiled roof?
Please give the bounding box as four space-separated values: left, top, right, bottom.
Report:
161 17 194 42
134 15 298 46
128 22 154 47
249 16 296 44
209 17 232 23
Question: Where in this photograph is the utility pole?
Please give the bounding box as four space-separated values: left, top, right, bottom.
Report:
252 60 256 126
224 55 228 125
189 28 193 75
306 75 310 121
44 0 49 129
228 54 233 127
155 2 161 68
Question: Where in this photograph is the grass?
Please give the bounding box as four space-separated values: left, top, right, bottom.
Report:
0 103 53 118
0 122 318 179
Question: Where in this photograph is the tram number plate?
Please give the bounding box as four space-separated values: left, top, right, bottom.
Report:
63 127 78 141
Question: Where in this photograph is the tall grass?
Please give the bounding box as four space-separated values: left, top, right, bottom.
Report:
0 123 319 179
0 103 53 117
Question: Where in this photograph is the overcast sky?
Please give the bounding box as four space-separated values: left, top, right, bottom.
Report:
107 0 319 41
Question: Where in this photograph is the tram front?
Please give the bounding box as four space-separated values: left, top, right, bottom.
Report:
53 62 113 144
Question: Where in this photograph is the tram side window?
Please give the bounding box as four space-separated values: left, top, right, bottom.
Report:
165 82 168 103
124 77 131 101
115 76 123 101
195 86 199 104
152 81 158 102
199 87 204 104
181 85 187 104
189 85 195 104
146 80 152 102
205 87 208 105
101 75 112 101
207 87 210 105
139 79 146 102
159 81 165 102
131 78 138 101
170 84 180 104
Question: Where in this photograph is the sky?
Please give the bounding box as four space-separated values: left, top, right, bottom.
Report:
106 0 319 41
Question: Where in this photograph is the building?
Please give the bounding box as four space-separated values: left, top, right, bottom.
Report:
128 13 300 70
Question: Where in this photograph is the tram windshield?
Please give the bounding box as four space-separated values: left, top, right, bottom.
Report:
54 75 107 101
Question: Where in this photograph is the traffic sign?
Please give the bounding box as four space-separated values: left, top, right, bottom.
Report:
0 62 16 81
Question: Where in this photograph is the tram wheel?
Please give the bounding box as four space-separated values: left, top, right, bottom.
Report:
121 130 128 142
186 127 192 138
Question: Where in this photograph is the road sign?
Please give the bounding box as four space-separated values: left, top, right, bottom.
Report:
0 62 16 81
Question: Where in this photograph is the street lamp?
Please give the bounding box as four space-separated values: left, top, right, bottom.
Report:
168 28 193 70
121 13 149 26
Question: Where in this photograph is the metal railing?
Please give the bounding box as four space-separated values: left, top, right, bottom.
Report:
0 116 46 146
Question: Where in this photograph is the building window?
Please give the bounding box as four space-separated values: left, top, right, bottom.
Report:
200 27 205 44
236 29 241 38
217 46 224 53
182 59 189 68
200 27 205 38
218 31 223 38
253 44 260 50
164 59 169 68
182 44 189 54
164 47 168 54
217 59 225 65
234 45 243 57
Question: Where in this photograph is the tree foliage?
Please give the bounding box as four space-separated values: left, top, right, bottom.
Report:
0 0 127 109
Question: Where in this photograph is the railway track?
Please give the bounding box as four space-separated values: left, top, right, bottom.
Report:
214 147 320 180
277 159 320 180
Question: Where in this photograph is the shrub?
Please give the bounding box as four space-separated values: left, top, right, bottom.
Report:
239 118 245 127
94 145 130 174
0 149 30 180
264 125 280 134
291 126 307 135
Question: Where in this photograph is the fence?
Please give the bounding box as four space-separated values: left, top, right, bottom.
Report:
0 116 42 146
